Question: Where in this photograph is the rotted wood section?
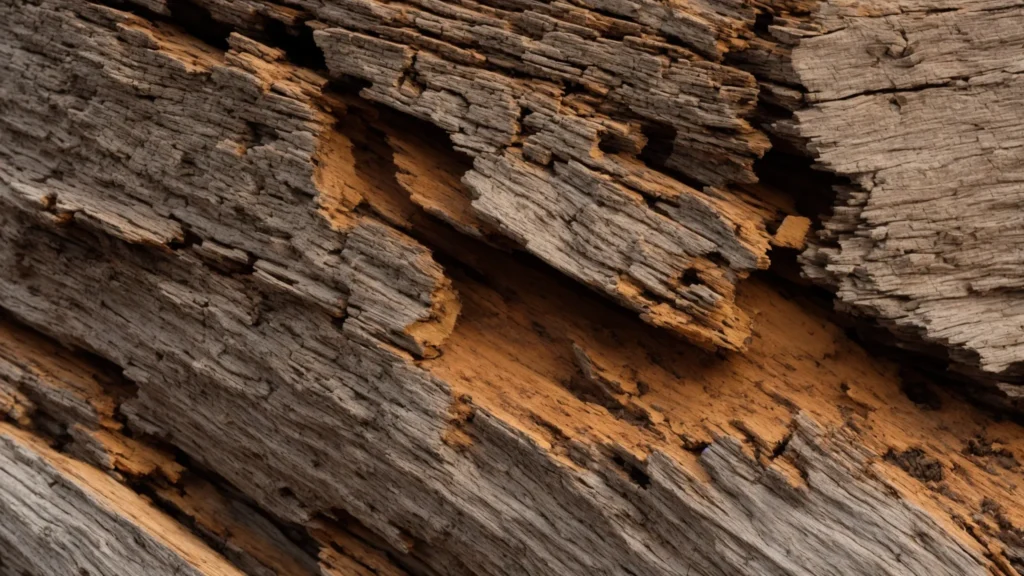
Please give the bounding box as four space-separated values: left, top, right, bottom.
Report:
1 0 1023 575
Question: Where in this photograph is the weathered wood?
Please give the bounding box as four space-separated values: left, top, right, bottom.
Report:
303 0 786 350
0 423 243 576
115 0 786 350
6 193 1024 574
0 318 419 576
743 0 1024 403
2 0 1024 574
0 320 186 483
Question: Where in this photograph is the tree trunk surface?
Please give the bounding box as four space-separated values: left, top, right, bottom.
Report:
0 0 1022 574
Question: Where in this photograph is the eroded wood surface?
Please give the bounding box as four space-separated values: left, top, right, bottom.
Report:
0 423 245 576
0 319 418 576
1 0 1023 574
116 0 788 350
111 0 1024 385
751 0 1024 401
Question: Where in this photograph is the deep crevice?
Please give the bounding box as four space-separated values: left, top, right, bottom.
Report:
610 452 652 489
97 0 231 50
98 0 330 76
165 0 231 49
753 145 843 223
7 6 1024 575
259 16 327 72
770 429 794 460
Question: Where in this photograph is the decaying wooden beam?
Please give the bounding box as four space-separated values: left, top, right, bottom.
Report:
303 0 789 351
741 0 1024 405
113 0 785 350
0 423 245 576
0 318 421 576
1 0 1023 574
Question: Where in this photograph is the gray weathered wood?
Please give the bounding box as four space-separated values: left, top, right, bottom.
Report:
0 424 244 576
2 0 1024 574
747 0 1024 402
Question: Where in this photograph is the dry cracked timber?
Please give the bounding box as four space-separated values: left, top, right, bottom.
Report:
1 0 1024 574
118 0 1024 388
748 0 1024 399
0 319 419 576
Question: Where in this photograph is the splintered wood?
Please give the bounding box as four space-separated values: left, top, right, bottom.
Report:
763 0 1024 403
0 319 416 576
0 0 1022 574
306 0 786 350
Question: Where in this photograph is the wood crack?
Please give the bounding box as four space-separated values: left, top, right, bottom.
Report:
3 0 1024 574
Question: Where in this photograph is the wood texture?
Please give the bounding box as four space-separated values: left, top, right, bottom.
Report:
303 0 785 350
122 0 788 350
0 318 418 576
745 0 1024 402
2 0 1023 574
0 424 244 576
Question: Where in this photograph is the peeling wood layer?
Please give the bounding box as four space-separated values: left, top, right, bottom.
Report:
302 0 785 350
0 423 245 576
2 0 1024 574
118 0 786 350
738 0 1024 402
99 0 1024 384
0 317 420 576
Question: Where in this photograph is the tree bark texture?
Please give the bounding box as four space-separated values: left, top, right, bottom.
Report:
0 0 1022 574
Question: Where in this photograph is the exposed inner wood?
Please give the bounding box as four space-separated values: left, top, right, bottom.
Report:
0 318 420 576
740 0 1024 404
0 422 247 576
120 0 784 350
1 0 1022 574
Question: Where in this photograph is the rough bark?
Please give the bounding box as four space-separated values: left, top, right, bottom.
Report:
740 0 1024 404
1 0 1023 575
0 423 243 576
0 318 421 576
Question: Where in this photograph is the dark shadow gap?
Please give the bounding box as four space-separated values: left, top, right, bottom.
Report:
259 15 327 72
753 144 842 224
166 0 231 50
97 0 330 74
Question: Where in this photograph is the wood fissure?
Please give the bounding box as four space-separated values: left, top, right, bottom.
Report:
2 0 1023 574
0 316 419 576
118 0 784 350
732 0 1024 406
